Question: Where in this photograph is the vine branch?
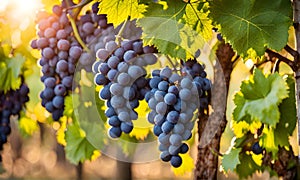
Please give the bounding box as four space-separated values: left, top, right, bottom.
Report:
265 48 295 71
67 14 90 53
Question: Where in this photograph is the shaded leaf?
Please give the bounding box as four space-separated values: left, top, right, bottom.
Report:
221 148 241 173
209 0 292 56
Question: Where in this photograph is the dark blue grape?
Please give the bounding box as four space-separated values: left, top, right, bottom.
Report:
105 107 116 118
149 77 162 89
120 122 133 133
161 121 174 134
252 142 263 155
52 96 64 108
167 111 179 123
180 143 189 154
170 155 182 168
108 116 121 127
109 127 122 138
153 125 163 136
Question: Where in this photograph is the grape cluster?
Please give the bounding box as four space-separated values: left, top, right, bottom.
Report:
181 59 211 111
145 67 200 167
31 2 114 121
146 59 211 167
93 39 157 138
0 81 29 153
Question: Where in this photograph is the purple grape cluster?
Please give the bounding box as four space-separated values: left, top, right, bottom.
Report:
31 1 114 121
181 59 211 110
0 81 29 155
93 39 158 138
146 59 211 168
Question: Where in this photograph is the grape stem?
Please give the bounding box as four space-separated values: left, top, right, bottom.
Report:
116 17 130 45
165 56 179 72
67 14 90 53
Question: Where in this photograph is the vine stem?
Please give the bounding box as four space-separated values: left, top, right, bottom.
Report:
116 18 129 45
67 14 90 53
293 0 300 169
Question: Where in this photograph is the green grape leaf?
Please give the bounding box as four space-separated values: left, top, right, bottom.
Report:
221 148 241 173
277 76 296 136
64 94 80 118
184 2 213 40
98 0 147 26
236 153 261 179
0 53 25 92
209 0 292 56
65 123 98 164
273 76 296 147
233 69 289 127
137 0 206 59
137 0 187 59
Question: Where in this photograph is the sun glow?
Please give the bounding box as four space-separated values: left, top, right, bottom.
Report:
0 0 43 22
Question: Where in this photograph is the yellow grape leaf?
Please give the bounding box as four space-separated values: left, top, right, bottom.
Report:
251 153 263 166
19 116 39 136
56 116 67 146
231 121 249 138
98 0 147 26
171 153 194 176
91 150 101 161
129 127 150 140
232 120 262 138
130 100 151 140
33 103 49 123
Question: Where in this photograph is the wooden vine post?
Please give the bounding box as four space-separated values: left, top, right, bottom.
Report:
293 0 300 163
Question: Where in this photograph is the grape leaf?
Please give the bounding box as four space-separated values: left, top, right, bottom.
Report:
98 0 147 26
18 115 39 137
233 69 289 127
263 76 296 149
64 94 80 118
261 127 278 156
0 53 25 92
236 153 261 179
130 100 150 140
221 148 241 173
56 116 67 146
184 2 213 40
276 76 296 136
137 0 187 59
65 123 98 164
209 0 292 56
171 153 194 176
137 0 205 59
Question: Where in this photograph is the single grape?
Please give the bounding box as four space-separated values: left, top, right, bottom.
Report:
169 134 182 146
94 73 108 85
160 151 172 162
164 93 177 105
161 121 174 134
170 155 182 168
54 84 66 96
109 127 122 138
252 142 263 155
52 95 64 108
108 116 121 127
166 111 179 123
120 122 133 133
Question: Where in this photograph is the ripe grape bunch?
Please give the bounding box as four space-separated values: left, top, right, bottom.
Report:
146 60 211 168
93 38 158 138
0 80 29 159
31 1 114 121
